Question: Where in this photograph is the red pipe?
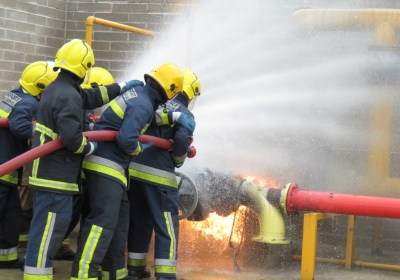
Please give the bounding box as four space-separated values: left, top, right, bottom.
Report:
285 183 400 219
0 130 172 178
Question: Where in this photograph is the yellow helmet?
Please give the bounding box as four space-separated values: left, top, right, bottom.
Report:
19 61 58 96
182 69 201 110
81 67 114 89
144 63 183 101
182 69 201 100
54 39 94 79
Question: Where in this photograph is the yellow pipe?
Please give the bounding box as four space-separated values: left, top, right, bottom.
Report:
239 180 290 244
293 255 400 271
345 215 355 269
85 16 155 46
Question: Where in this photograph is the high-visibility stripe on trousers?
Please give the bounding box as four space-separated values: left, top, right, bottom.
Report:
0 183 22 265
127 179 179 279
71 173 129 280
23 190 73 280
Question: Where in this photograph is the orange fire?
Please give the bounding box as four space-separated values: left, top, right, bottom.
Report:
245 175 281 189
180 206 248 252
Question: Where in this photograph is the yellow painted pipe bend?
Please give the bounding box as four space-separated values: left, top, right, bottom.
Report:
292 9 400 31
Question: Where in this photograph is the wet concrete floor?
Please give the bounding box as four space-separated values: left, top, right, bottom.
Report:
3 229 400 279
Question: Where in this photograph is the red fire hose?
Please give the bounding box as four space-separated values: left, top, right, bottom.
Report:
0 130 173 179
284 183 400 219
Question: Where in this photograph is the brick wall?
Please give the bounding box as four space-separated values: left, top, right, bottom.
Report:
0 0 189 96
0 0 67 95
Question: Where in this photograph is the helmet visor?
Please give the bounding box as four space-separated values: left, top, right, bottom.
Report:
188 95 198 111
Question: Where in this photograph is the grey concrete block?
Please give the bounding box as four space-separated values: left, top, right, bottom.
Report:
110 70 128 81
2 19 16 30
164 13 184 23
14 62 28 72
93 60 110 70
0 30 4 39
3 70 20 82
148 4 175 13
91 41 111 51
18 42 36 54
111 41 144 51
109 60 135 71
128 13 164 24
78 3 112 12
0 40 14 50
46 37 65 48
92 25 112 32
47 18 65 29
56 10 67 20
67 2 79 12
95 50 127 60
67 12 93 22
36 26 65 38
1 0 17 9
16 21 36 33
66 21 78 31
0 8 5 17
4 50 25 61
94 31 128 41
65 30 86 40
112 4 147 13
147 23 171 33
17 1 38 14
1 81 18 94
49 0 67 10
128 32 154 43
26 33 46 45
36 0 49 6
25 53 47 63
38 7 58 18
35 45 56 56
6 9 27 21
5 30 27 42
0 60 14 71
94 12 129 23
27 13 47 26
128 0 162 3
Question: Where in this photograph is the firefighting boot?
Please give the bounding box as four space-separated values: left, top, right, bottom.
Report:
128 269 151 279
54 243 76 261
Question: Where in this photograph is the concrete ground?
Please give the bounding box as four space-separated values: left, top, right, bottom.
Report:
3 232 400 280
3 223 400 280
3 257 400 280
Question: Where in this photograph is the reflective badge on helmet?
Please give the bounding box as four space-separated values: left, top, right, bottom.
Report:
123 88 138 100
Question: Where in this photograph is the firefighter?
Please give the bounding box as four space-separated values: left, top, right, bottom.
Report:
23 39 141 280
0 61 58 269
71 63 186 280
17 67 120 264
80 66 116 238
127 69 201 280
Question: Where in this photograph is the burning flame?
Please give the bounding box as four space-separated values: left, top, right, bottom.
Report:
180 206 248 252
245 175 281 189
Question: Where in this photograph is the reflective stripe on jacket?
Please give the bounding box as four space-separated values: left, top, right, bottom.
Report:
128 162 177 188
83 155 127 187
